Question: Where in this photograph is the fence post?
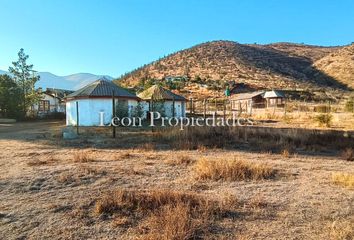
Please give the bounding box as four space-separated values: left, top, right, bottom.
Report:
76 101 79 135
112 90 116 138
214 98 217 117
172 96 175 118
203 99 206 119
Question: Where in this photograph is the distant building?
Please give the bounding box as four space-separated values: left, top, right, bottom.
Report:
263 90 285 108
137 85 187 118
65 78 140 126
31 88 73 117
230 90 285 113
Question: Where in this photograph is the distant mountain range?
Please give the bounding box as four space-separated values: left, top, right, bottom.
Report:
0 70 113 90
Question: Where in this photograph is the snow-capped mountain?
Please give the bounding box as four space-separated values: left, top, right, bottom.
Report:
0 70 114 90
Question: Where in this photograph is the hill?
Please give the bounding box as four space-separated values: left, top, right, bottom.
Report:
313 44 354 89
117 41 351 98
0 70 113 90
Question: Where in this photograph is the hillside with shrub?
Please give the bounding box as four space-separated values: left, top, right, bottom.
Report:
116 41 352 98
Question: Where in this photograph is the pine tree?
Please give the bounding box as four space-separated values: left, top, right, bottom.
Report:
8 48 41 117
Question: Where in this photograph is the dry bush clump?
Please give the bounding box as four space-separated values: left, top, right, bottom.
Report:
314 113 333 127
327 219 354 240
94 189 216 215
73 150 95 163
194 158 277 181
332 173 354 189
140 202 206 240
341 148 354 161
94 189 232 239
167 154 194 166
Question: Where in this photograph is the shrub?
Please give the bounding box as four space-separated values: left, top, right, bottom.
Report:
345 97 354 112
332 173 354 189
167 154 194 166
193 158 277 181
141 203 205 240
94 189 214 215
94 189 224 238
341 148 354 161
314 113 333 127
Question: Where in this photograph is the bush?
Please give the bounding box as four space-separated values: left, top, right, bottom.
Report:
193 158 277 181
345 97 354 112
314 113 333 127
341 148 354 161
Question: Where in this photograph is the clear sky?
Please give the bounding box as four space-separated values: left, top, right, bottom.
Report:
1 0 353 77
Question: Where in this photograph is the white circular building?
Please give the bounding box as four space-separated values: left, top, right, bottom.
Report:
65 78 140 126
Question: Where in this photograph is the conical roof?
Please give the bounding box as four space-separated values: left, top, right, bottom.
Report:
65 78 139 100
137 85 186 101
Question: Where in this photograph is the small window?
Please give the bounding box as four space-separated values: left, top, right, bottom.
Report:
39 100 50 112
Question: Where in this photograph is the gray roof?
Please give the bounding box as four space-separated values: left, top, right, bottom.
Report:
263 90 285 98
65 79 139 100
137 85 186 101
231 91 265 100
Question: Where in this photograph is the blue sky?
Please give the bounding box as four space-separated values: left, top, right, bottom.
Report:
0 0 353 77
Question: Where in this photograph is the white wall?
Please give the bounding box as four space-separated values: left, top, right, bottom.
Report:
32 93 62 113
140 100 186 118
66 98 138 126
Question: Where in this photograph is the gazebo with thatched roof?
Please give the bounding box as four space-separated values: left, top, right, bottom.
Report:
137 85 187 118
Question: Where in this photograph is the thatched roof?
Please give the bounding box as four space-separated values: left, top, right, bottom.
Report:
65 78 139 100
137 85 186 101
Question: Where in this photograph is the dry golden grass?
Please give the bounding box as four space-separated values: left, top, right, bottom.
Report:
73 150 94 163
114 152 132 161
281 149 291 158
140 203 206 240
95 189 215 215
194 158 277 181
27 158 49 166
95 188 230 239
332 173 354 189
166 154 194 166
328 220 354 240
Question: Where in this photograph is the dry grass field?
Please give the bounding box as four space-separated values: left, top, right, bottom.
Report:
0 121 353 239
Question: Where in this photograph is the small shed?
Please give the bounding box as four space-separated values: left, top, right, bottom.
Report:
230 91 266 112
137 85 187 118
263 90 285 108
65 78 140 126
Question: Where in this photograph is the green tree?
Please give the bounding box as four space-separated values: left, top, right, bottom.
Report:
133 101 145 118
0 75 22 118
8 48 41 117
